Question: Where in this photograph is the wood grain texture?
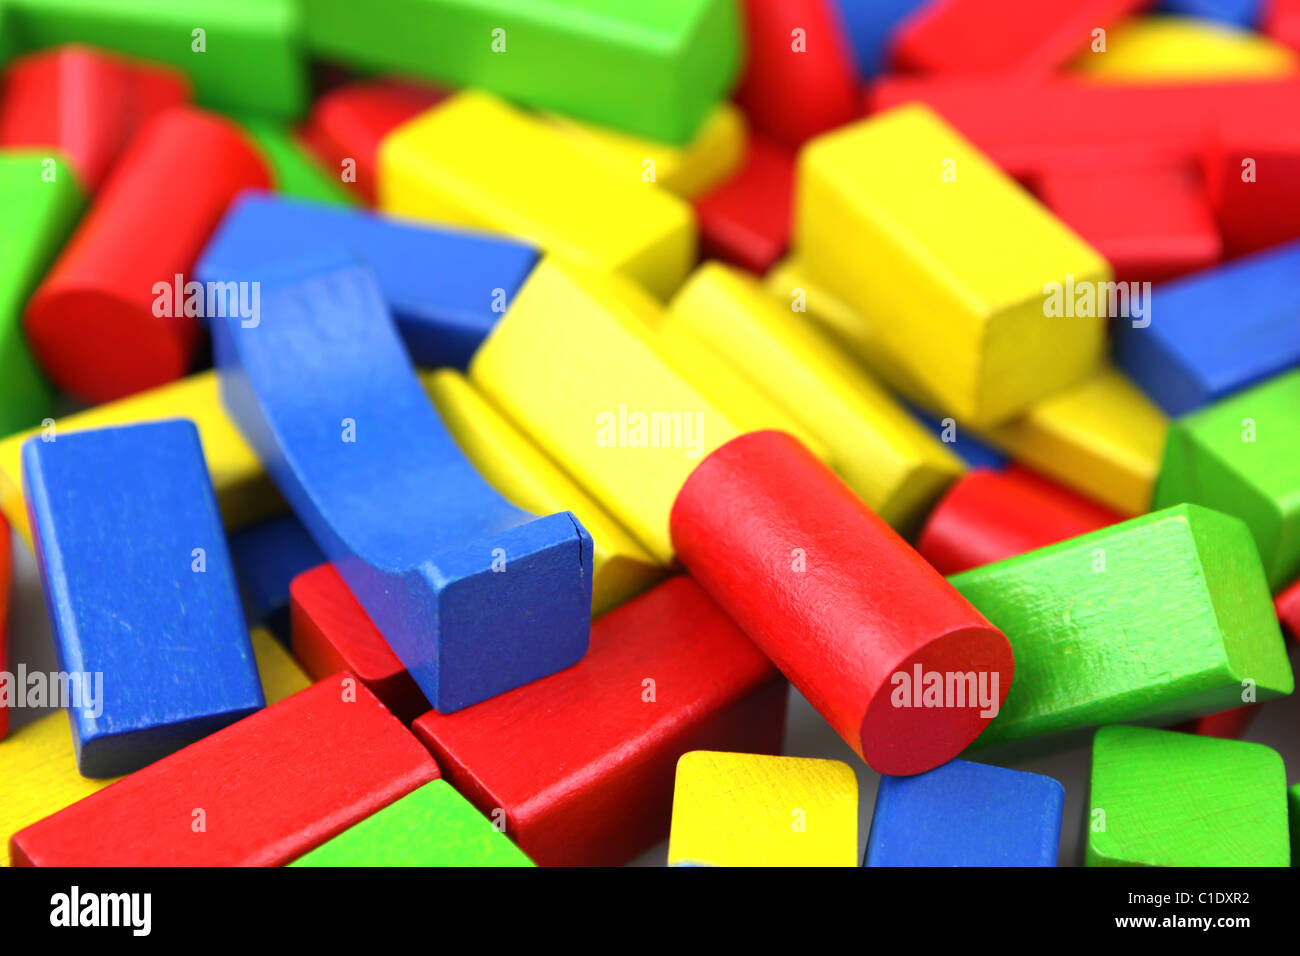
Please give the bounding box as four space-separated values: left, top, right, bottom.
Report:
668 751 857 867
214 261 591 713
693 133 794 273
865 759 1063 867
8 674 439 867
1072 15 1295 81
1087 725 1289 867
950 504 1294 753
412 575 788 867
670 430 1012 775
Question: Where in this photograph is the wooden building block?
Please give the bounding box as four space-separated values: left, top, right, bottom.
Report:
1268 0 1300 52
668 752 857 867
1154 369 1300 589
24 108 270 403
235 117 355 207
832 0 928 77
214 262 592 713
413 576 787 867
865 759 1064 867
301 0 740 144
1073 16 1296 82
1087 725 1289 867
1205 101 1300 256
693 133 794 273
1174 705 1258 739
9 675 439 866
0 512 8 740
796 103 1110 426
1278 577 1300 640
249 626 311 705
290 779 533 867
424 369 664 617
198 192 540 369
950 504 1294 753
378 91 694 299
1162 0 1264 27
228 513 326 640
24 420 264 776
905 407 1007 470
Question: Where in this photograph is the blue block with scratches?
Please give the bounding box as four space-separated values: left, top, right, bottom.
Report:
228 512 325 641
832 0 930 77
865 759 1064 867
1113 239 1300 416
196 193 540 368
213 259 592 713
1156 0 1263 28
22 420 264 778
907 404 1006 470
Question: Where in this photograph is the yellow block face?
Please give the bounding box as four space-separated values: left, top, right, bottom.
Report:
469 257 740 564
980 364 1169 515
547 103 745 199
378 91 697 299
668 751 859 867
795 103 1111 427
0 371 279 549
423 368 665 617
666 262 962 532
251 627 312 705
1074 17 1298 81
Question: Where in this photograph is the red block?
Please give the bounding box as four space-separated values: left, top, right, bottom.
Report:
0 45 189 192
890 0 1143 74
694 133 794 274
1032 164 1222 283
290 562 428 724
1277 577 1300 641
669 430 1013 776
733 0 859 149
23 108 270 403
1205 109 1300 256
0 512 10 741
8 675 438 866
412 575 787 867
1265 0 1300 53
1174 706 1258 740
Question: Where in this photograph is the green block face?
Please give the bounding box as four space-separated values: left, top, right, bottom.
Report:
236 118 356 206
951 504 1293 752
1155 370 1300 591
290 780 535 867
300 0 741 144
0 152 83 438
1289 783 1300 866
1087 726 1289 867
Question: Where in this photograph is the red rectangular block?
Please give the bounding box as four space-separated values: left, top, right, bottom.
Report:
1205 109 1300 256
412 575 788 867
1266 0 1300 54
8 675 438 866
693 133 794 274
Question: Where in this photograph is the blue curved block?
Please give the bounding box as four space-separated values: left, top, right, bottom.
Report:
196 193 540 368
865 759 1064 866
22 420 264 777
1156 0 1263 28
832 0 929 77
1113 239 1300 416
228 512 326 641
212 260 592 713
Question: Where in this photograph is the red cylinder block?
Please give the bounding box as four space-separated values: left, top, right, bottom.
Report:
23 108 270 402
669 430 1013 775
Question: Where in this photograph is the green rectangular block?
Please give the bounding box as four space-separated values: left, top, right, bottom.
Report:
10 0 306 117
1087 726 1289 867
1154 369 1300 591
0 153 83 438
235 117 356 206
289 780 535 867
950 504 1293 753
300 0 741 144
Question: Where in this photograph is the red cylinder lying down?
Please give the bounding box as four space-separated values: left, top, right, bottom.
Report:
670 429 1014 776
23 107 270 403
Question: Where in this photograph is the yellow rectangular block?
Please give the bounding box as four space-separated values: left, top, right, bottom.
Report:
250 626 312 705
378 90 696 299
665 262 963 532
469 257 741 564
668 751 859 867
1074 17 1297 82
796 103 1111 427
0 371 279 549
423 368 665 617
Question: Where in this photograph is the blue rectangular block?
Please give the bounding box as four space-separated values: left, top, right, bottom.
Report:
865 759 1064 866
1113 239 1300 416
197 193 540 368
228 511 325 641
832 0 930 77
1156 0 1263 28
22 420 264 777
907 404 1007 470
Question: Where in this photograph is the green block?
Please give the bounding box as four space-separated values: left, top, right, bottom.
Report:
290 780 535 867
1154 370 1300 591
0 152 83 438
235 117 356 206
1087 726 1289 867
951 504 1293 753
1290 783 1300 866
300 0 741 144
10 0 306 117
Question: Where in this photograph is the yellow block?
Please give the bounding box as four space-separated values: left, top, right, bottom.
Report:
665 262 963 532
423 368 665 617
250 626 313 705
1074 17 1298 82
795 103 1111 427
980 364 1169 516
547 103 746 199
0 371 279 549
668 751 858 867
469 257 740 564
378 90 696 299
